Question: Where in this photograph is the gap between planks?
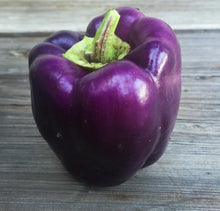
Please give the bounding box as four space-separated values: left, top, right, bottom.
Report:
1 28 220 38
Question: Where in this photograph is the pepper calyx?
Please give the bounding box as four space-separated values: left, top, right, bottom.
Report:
62 9 130 70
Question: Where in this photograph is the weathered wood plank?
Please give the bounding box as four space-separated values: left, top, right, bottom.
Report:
0 0 220 34
0 30 220 210
1 31 220 120
0 135 219 210
1 31 220 75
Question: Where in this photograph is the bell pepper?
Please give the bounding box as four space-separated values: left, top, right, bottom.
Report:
29 7 181 186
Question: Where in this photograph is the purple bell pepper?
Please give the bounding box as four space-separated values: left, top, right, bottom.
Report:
29 7 181 186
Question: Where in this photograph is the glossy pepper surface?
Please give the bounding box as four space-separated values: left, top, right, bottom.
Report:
29 7 181 186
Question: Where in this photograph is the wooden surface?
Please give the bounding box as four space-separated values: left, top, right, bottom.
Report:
0 0 220 210
1 0 220 33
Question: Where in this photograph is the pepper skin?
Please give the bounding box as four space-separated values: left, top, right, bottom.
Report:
29 7 181 186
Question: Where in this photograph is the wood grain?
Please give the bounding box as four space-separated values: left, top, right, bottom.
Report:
0 29 220 210
0 0 220 34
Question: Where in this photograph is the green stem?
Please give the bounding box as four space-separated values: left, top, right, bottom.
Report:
85 9 120 63
62 9 130 70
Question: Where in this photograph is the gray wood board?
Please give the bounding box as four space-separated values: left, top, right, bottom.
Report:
0 30 220 210
1 0 220 34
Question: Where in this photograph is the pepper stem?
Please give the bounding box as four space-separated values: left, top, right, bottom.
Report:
62 9 130 70
85 9 120 63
